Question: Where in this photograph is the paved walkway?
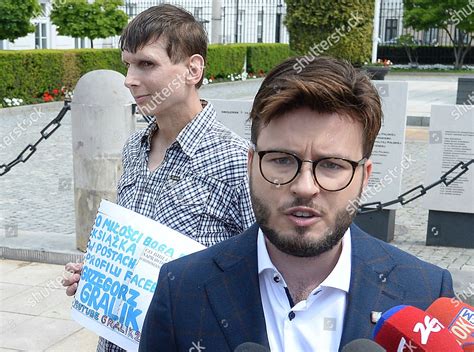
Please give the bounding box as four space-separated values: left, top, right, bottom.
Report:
0 259 98 351
0 74 473 350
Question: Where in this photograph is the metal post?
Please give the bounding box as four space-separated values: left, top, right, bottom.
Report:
275 0 282 43
234 0 239 43
372 0 382 63
211 0 222 44
71 70 135 251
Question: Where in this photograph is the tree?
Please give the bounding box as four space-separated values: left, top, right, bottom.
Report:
50 0 128 48
404 0 474 69
0 0 41 42
397 34 420 67
284 0 374 65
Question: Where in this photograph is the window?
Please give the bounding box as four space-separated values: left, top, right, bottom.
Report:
35 23 47 49
454 28 470 45
257 9 263 43
424 28 439 45
384 19 398 42
125 3 137 17
75 38 86 49
40 3 47 16
194 7 203 20
237 10 245 43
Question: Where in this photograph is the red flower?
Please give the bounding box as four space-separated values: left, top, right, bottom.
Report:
42 92 54 102
53 89 59 95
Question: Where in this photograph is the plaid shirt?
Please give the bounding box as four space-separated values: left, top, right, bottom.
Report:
98 102 255 352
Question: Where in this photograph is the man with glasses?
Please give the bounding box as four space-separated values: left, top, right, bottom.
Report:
139 56 454 351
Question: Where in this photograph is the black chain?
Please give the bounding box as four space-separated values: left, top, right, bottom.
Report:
2 101 472 211
358 159 474 214
0 100 71 177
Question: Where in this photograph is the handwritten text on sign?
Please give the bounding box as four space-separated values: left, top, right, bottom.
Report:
71 200 205 351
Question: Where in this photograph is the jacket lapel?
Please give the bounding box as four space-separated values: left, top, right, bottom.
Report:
339 224 405 349
205 224 270 350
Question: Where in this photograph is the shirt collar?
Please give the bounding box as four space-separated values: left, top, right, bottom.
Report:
140 100 216 158
257 227 352 293
175 100 216 158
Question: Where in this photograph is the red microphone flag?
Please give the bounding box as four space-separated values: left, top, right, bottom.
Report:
427 297 474 351
373 305 462 352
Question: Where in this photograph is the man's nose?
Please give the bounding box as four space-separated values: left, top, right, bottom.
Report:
124 67 139 88
289 162 321 197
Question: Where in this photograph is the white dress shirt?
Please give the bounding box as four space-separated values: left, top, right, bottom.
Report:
257 228 352 352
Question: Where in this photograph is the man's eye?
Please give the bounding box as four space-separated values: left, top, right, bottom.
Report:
141 61 154 68
320 160 344 170
270 157 293 165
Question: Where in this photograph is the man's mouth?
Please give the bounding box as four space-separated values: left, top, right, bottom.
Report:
134 94 150 104
292 211 314 218
285 207 322 226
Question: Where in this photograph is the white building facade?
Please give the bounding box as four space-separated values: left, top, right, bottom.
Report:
1 0 289 50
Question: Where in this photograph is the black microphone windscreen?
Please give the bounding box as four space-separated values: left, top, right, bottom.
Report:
341 338 386 352
234 342 270 352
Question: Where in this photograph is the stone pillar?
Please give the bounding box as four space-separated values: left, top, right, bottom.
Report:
71 70 135 251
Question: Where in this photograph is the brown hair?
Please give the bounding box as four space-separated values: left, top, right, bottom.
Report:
119 4 208 88
250 56 382 157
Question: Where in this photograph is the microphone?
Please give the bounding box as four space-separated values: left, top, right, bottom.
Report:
373 305 462 351
341 338 386 351
426 297 474 351
234 342 270 352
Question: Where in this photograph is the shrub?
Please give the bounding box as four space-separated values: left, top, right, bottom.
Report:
246 43 291 74
206 44 247 79
284 0 374 64
0 44 292 105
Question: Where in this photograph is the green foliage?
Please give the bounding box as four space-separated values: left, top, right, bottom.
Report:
0 0 41 42
404 0 473 68
73 49 126 76
0 49 124 104
246 44 291 74
50 0 128 48
0 44 291 105
206 44 247 78
284 0 374 64
0 51 63 103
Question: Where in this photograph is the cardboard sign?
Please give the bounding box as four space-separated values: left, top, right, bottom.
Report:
71 200 205 351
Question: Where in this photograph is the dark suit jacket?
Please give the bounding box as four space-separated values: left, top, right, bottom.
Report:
139 223 454 352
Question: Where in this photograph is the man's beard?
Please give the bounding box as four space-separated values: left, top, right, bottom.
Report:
250 184 361 258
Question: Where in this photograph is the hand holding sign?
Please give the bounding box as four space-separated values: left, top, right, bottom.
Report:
62 262 83 296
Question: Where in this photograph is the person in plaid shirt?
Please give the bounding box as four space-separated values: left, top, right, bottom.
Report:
62 4 255 351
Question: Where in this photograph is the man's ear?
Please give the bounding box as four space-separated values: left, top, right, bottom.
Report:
362 158 373 189
247 148 254 179
186 54 205 85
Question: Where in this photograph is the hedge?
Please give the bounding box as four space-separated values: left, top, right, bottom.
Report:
245 43 291 74
206 44 248 79
377 45 474 66
0 44 291 106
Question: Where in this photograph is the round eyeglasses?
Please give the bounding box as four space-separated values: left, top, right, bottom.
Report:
257 150 367 192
